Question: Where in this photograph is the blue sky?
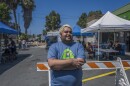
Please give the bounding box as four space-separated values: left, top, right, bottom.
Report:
16 0 130 35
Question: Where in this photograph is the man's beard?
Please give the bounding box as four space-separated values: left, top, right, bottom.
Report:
61 37 73 44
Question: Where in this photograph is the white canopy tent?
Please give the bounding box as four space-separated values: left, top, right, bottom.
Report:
83 11 130 60
83 11 130 32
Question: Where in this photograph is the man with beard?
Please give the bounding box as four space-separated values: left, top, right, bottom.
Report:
47 24 86 86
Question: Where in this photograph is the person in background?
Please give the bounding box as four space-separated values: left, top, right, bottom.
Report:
9 38 17 60
108 40 113 49
86 42 95 59
22 39 26 49
47 24 86 86
113 40 122 55
4 38 9 47
126 36 130 52
103 41 114 60
18 39 22 49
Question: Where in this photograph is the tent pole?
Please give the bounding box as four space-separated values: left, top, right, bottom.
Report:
0 33 3 51
114 29 115 43
114 33 115 42
98 29 100 61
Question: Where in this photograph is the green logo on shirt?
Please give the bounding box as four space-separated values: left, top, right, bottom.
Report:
61 48 74 59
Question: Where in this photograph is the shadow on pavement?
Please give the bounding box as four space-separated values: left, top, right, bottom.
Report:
0 54 31 75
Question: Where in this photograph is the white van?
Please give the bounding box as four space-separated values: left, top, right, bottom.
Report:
45 31 61 49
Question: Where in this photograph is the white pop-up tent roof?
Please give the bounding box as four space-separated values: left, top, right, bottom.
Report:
82 11 130 60
83 11 130 32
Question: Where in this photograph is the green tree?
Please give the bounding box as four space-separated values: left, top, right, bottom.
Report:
19 33 28 40
0 2 11 22
42 29 47 35
21 0 35 34
32 34 35 39
77 13 87 28
5 0 20 30
0 0 35 34
37 34 42 41
87 10 103 22
45 10 61 31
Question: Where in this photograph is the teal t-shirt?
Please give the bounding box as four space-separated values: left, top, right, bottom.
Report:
48 42 86 86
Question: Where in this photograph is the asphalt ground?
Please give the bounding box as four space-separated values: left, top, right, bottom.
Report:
0 46 130 86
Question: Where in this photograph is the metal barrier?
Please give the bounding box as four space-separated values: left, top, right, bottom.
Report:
37 57 130 86
115 58 130 86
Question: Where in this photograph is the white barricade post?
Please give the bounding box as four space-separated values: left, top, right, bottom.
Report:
37 58 130 86
115 58 130 86
37 62 51 86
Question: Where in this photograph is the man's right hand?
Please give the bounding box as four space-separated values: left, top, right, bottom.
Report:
71 58 84 68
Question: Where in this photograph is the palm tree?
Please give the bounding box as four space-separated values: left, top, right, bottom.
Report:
0 2 11 22
0 0 20 30
1 0 35 35
7 0 20 30
21 0 35 34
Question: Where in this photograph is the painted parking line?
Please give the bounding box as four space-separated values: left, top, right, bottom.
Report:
82 68 130 83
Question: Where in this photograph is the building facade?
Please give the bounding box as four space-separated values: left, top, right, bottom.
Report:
112 3 130 52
